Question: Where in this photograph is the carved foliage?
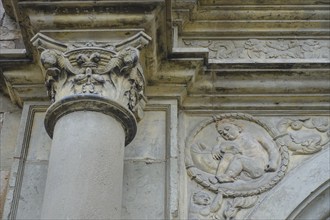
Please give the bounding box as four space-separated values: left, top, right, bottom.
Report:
39 43 146 120
276 117 330 154
183 39 330 60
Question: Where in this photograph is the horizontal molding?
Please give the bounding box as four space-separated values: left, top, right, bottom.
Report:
199 0 330 6
182 94 330 111
192 9 330 20
18 0 165 7
182 39 330 61
173 1 330 40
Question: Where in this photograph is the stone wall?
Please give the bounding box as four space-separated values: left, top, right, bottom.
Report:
1 100 178 219
0 94 21 218
0 1 23 50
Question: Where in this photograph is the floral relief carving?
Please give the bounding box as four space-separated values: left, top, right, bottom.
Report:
186 113 289 219
276 117 330 154
33 32 151 120
183 39 330 60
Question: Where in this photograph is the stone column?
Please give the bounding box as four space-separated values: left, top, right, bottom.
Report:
32 33 149 219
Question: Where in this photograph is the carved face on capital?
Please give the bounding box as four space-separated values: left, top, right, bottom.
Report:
216 122 242 141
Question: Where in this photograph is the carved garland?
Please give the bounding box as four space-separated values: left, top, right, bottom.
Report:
185 113 289 197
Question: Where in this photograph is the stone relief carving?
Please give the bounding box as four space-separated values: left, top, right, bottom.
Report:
188 190 259 220
186 113 288 196
276 117 330 154
186 113 289 219
183 39 330 60
186 113 330 219
32 32 151 120
189 191 223 220
222 196 258 220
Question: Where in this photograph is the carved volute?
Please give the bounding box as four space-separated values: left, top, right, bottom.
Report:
31 32 151 145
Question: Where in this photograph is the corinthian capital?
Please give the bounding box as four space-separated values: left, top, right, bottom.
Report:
32 32 151 121
32 32 151 145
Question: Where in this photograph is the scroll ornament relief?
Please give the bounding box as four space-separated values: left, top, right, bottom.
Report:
185 113 289 219
32 32 151 120
183 39 330 60
186 113 329 219
276 117 330 154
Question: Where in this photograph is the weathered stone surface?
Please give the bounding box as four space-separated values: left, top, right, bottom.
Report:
122 161 166 219
292 186 330 220
0 94 20 117
26 112 51 161
125 111 166 160
2 102 179 219
1 1 329 220
183 112 329 219
0 2 24 50
0 94 22 218
182 39 330 61
41 111 125 219
0 41 15 49
0 171 9 218
0 111 21 171
247 147 330 220
15 162 48 220
32 32 150 123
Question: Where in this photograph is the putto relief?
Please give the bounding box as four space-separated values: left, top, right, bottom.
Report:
185 113 289 219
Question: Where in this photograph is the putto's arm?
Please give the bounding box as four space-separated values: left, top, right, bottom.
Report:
259 139 280 172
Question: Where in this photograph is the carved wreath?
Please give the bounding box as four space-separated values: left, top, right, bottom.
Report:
185 113 289 197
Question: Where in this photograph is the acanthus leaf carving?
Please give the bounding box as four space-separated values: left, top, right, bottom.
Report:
33 32 151 121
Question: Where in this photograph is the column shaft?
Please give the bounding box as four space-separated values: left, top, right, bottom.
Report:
41 111 125 219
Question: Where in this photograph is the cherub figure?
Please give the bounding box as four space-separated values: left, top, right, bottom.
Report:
211 121 279 183
188 191 222 220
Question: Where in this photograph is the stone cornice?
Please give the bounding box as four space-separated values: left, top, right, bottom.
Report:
170 0 330 64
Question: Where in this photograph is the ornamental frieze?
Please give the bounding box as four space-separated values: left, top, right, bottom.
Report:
185 113 329 219
182 39 330 61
